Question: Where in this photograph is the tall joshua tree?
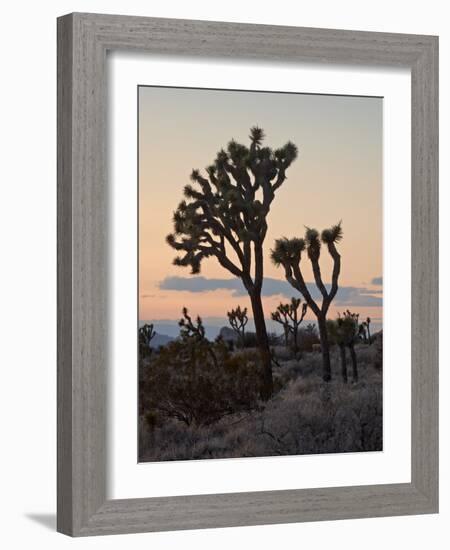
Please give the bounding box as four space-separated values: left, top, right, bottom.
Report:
167 127 299 399
271 298 307 353
271 222 342 381
227 305 248 348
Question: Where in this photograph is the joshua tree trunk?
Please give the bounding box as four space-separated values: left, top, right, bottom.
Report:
349 343 358 382
292 325 299 354
339 344 348 383
317 315 332 382
366 325 372 345
240 329 246 349
250 292 274 400
284 327 289 348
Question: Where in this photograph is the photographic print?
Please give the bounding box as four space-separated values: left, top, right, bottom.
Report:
138 86 383 462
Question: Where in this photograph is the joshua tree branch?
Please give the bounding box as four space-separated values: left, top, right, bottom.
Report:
310 257 328 301
291 263 321 317
200 205 246 266
326 242 341 303
194 241 243 279
214 249 243 278
243 238 251 275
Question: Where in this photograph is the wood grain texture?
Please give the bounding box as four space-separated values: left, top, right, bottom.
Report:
57 12 439 537
57 13 74 535
410 35 439 506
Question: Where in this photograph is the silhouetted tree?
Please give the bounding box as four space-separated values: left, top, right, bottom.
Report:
139 323 156 358
179 307 217 368
167 127 299 399
358 322 368 343
271 222 342 381
179 307 206 341
358 316 372 344
342 310 360 382
271 298 307 353
365 317 372 345
271 303 290 348
327 310 360 383
227 305 248 348
299 323 320 352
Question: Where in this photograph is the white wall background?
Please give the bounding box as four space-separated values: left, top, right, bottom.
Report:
0 1 447 548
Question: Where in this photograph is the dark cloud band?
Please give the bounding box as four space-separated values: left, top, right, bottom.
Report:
159 276 382 307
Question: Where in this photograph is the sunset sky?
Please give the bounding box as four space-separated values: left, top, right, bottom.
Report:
139 86 383 334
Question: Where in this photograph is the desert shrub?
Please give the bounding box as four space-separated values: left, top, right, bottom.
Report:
139 336 383 461
140 336 263 427
254 378 382 456
243 331 258 348
271 345 293 362
297 324 320 352
268 332 282 346
372 331 383 371
353 344 374 365
139 373 382 461
215 334 235 351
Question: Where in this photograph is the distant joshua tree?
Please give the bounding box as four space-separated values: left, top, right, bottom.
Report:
271 222 342 382
364 317 372 344
139 323 155 358
358 316 372 344
179 307 206 342
327 310 360 383
271 298 307 353
305 323 317 338
358 322 367 343
227 306 248 348
179 307 217 368
167 127 299 400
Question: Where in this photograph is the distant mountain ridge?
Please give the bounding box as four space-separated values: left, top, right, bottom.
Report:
140 317 383 340
140 321 223 341
151 332 174 348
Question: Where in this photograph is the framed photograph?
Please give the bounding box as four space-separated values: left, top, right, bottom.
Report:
57 13 438 536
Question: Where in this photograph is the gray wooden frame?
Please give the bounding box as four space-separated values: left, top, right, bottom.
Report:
57 12 438 537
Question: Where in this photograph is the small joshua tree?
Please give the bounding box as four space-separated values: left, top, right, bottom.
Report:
364 317 372 345
271 298 307 353
179 307 217 368
271 303 290 348
179 307 206 342
167 127 299 399
139 323 156 358
327 310 360 383
271 222 342 381
358 317 372 344
358 322 368 343
227 305 248 348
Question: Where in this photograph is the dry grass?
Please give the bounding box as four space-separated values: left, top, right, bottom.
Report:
139 343 382 462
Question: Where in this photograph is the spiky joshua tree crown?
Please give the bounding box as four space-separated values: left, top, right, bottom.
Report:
166 126 299 275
